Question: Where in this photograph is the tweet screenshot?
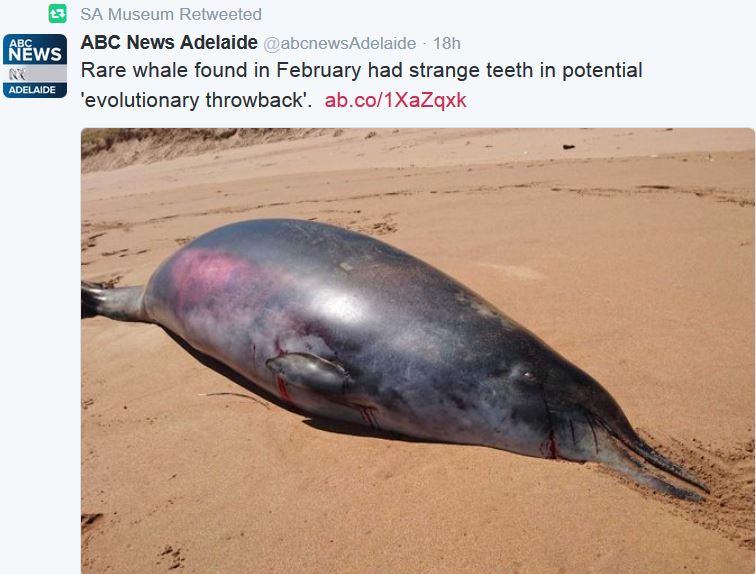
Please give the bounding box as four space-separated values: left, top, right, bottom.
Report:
1 2 754 572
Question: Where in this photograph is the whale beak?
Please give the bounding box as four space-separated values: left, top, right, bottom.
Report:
543 362 709 502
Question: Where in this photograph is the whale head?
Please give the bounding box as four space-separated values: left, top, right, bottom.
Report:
481 341 708 501
540 354 708 500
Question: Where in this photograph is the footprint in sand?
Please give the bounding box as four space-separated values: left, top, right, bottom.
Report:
101 249 129 257
81 513 103 534
157 544 186 570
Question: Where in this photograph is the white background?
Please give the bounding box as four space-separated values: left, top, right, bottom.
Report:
0 1 753 571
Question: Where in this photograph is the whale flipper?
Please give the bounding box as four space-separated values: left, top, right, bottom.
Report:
265 353 352 396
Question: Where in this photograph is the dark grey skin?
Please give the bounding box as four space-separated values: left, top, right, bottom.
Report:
82 219 708 501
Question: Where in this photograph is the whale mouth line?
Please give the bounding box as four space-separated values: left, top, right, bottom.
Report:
535 387 708 501
540 398 708 501
579 411 709 501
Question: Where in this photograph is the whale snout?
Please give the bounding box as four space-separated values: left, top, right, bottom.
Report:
540 361 709 501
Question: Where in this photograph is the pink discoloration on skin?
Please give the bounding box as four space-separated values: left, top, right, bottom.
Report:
161 245 334 412
169 248 255 310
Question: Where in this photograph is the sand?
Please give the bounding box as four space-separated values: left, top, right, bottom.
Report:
81 128 754 573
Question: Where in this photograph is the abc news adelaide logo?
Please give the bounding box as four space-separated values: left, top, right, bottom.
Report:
3 34 67 98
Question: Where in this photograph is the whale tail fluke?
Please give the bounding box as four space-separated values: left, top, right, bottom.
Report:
81 281 150 322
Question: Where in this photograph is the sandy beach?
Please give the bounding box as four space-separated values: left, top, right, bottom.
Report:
81 128 754 573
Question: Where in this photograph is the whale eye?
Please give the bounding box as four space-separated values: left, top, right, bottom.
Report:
496 363 537 384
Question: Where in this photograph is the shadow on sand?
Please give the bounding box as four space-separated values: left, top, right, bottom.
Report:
162 327 430 444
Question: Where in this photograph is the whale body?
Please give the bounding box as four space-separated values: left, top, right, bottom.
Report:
82 219 708 500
